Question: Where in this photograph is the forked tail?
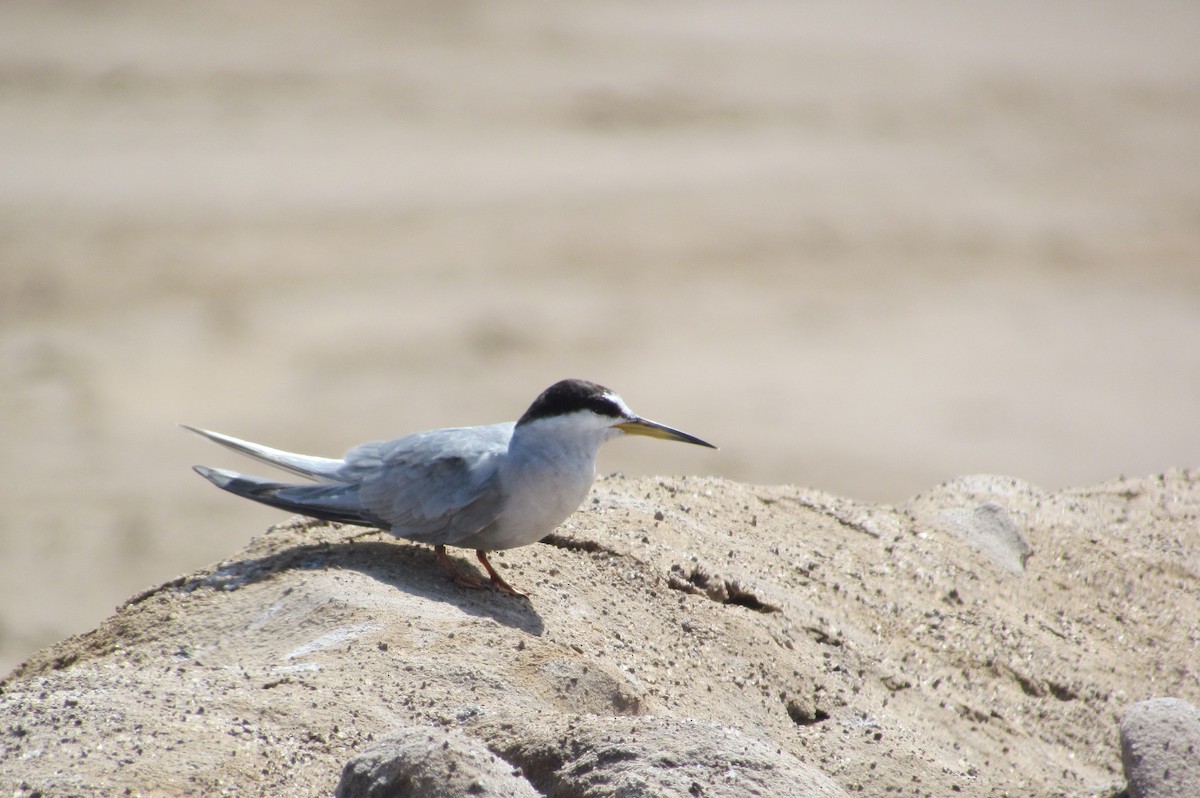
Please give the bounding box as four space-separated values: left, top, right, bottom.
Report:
192 465 386 529
179 425 344 481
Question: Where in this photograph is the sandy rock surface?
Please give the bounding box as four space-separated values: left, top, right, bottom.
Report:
3 471 1198 797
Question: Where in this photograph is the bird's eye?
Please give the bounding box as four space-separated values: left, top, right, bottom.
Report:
588 396 624 419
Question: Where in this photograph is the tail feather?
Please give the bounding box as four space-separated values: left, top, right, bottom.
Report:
193 465 386 529
180 425 344 482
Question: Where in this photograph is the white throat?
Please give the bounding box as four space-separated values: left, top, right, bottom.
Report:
510 411 621 466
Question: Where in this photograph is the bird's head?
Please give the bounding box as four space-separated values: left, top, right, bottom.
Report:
516 379 717 450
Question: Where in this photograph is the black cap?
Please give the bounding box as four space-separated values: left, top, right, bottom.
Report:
517 379 626 426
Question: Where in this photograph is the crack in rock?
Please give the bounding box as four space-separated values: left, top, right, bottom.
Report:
539 533 619 556
667 564 781 613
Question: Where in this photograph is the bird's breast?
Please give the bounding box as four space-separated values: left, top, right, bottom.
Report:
471 450 596 550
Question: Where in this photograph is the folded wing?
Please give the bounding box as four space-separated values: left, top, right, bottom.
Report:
341 423 513 544
186 422 513 546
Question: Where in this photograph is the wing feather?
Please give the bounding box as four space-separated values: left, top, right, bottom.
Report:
340 423 512 545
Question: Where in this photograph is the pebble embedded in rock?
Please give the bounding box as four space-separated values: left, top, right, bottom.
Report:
1119 697 1200 798
336 725 540 798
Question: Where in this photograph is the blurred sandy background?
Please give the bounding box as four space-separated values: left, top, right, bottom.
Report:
2 0 1198 674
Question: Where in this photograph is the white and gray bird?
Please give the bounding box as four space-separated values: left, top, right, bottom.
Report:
184 379 715 596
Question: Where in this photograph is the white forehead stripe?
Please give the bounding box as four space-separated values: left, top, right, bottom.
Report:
606 392 635 418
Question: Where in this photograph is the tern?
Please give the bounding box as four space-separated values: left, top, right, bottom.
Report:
184 379 715 596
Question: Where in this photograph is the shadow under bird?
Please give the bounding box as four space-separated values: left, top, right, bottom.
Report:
184 379 716 596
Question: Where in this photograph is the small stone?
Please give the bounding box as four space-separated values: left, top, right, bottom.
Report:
1120 698 1200 798
336 725 540 798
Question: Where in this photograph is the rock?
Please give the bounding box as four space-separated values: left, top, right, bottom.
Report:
336 725 539 798
953 501 1032 574
1120 698 1200 798
480 714 849 798
905 475 1037 573
3 471 1200 797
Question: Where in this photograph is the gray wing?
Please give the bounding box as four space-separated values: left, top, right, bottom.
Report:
339 422 514 545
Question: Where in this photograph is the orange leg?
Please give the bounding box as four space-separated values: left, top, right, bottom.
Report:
476 550 526 597
435 544 484 590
